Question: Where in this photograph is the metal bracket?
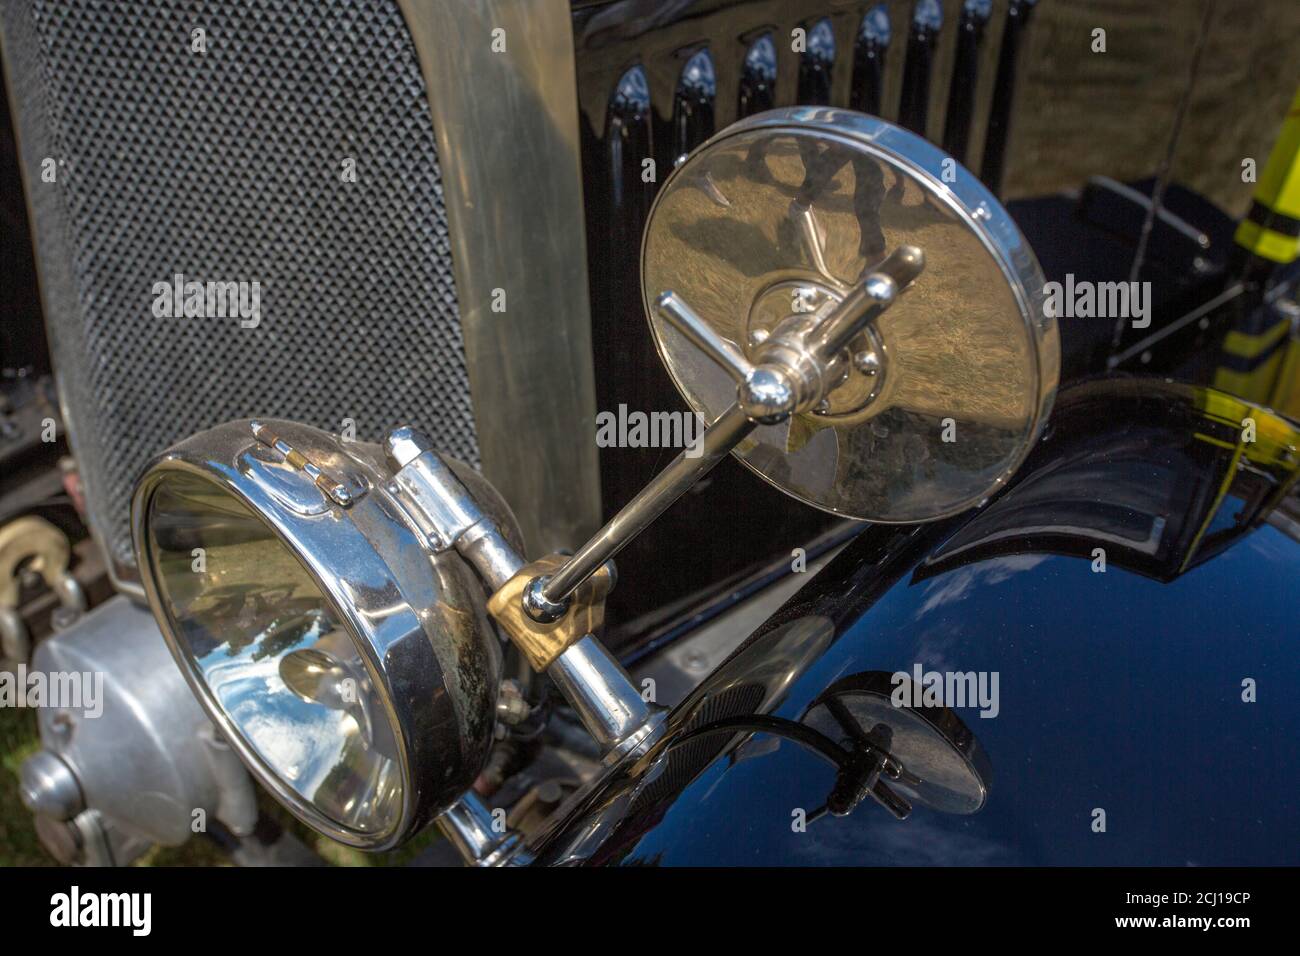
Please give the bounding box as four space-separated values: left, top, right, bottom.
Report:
383 426 661 755
486 555 613 671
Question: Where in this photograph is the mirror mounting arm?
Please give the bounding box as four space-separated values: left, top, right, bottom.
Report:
536 245 925 613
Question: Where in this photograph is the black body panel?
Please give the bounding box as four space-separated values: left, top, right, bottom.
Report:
534 377 1300 865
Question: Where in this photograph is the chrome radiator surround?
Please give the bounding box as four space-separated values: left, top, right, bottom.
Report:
400 0 603 557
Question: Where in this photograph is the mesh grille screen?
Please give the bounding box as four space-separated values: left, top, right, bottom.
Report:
4 0 478 570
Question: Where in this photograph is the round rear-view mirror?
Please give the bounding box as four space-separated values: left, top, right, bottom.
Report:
642 107 1059 521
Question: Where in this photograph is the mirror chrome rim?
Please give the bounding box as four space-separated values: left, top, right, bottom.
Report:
131 420 505 849
642 106 1060 522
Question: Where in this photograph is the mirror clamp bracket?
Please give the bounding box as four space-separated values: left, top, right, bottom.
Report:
487 556 613 671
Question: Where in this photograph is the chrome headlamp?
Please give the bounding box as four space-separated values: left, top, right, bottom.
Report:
131 419 517 849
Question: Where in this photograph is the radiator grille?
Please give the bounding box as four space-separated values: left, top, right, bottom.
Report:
2 0 478 573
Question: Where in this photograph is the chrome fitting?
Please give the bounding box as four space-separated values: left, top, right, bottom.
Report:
522 574 569 623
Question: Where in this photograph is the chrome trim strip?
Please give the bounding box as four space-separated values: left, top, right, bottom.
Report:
399 0 602 556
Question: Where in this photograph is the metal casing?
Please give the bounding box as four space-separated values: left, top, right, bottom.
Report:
29 597 227 850
131 420 514 849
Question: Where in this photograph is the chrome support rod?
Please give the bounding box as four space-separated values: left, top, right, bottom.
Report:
539 245 924 607
437 790 532 866
539 404 756 604
546 635 655 751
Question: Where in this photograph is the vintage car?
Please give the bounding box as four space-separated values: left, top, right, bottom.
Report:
0 0 1296 871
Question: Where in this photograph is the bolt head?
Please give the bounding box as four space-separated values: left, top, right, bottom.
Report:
384 425 432 470
18 751 83 820
853 350 881 376
537 780 565 805
739 367 796 424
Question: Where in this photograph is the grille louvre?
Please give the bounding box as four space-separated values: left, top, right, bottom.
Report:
4 0 478 571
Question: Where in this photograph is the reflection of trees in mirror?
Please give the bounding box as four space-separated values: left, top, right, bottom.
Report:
643 111 1055 523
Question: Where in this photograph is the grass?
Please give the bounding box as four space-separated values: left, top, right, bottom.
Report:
0 701 47 865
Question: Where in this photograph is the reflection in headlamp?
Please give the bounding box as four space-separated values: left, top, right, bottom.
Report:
144 471 403 836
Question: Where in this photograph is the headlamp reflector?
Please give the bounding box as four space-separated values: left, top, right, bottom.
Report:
144 470 402 836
